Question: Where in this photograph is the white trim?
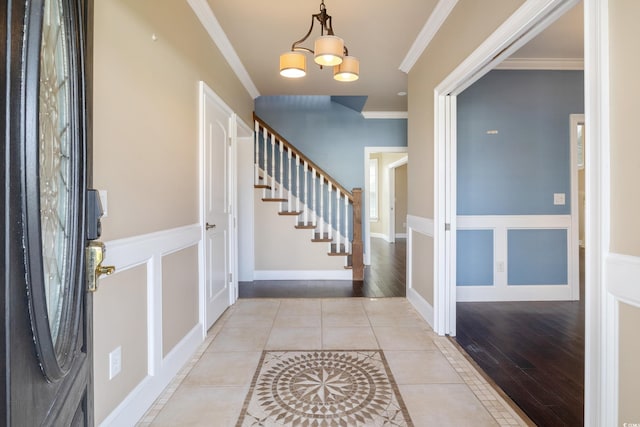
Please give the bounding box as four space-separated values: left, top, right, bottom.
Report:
570 114 584 301
407 214 434 235
98 325 202 427
583 0 612 425
395 233 408 239
253 270 352 280
606 254 640 308
363 147 409 265
370 232 390 241
399 0 459 73
362 111 409 119
103 224 201 270
187 0 260 99
407 287 435 329
388 156 408 169
496 57 584 70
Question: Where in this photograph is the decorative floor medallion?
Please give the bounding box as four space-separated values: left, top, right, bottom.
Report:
237 350 413 427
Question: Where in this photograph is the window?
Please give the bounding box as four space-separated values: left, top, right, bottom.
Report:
369 158 379 220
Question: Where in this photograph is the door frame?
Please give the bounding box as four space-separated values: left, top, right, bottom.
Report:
363 146 408 264
388 156 408 243
432 0 610 424
197 81 251 334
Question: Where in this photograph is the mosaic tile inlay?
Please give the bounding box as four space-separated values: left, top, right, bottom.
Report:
237 350 413 427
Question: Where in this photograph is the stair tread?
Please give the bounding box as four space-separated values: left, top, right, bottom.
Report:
295 224 316 229
311 238 332 242
279 211 302 215
254 184 271 189
263 198 287 202
328 252 350 256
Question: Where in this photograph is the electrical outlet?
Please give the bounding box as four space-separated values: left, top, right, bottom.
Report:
553 193 565 205
109 346 122 380
497 261 505 273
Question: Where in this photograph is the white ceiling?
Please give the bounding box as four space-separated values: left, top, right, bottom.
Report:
203 0 583 112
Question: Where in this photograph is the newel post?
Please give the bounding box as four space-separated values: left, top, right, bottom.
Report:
351 188 364 281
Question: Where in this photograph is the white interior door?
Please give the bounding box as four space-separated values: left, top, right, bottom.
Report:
203 89 232 330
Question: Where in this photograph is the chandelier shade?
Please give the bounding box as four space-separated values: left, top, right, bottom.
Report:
314 35 344 66
280 52 307 78
333 56 359 82
279 0 358 82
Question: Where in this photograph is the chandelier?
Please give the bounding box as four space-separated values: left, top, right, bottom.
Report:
279 0 359 82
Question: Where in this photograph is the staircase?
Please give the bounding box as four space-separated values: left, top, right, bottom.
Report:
253 113 364 280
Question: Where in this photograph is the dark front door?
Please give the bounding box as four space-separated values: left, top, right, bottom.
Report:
2 0 96 425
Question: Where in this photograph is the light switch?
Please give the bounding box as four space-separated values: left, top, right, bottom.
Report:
98 190 108 217
553 193 566 205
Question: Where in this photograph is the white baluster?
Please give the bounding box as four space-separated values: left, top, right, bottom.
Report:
279 140 284 200
287 149 292 212
254 121 259 185
319 176 324 237
336 190 341 251
345 195 350 254
312 168 317 227
295 154 300 213
328 182 332 240
262 127 268 198
303 160 309 225
270 134 276 198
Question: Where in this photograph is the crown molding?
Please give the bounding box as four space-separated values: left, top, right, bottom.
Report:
399 0 459 73
187 0 260 99
496 57 584 70
362 111 409 119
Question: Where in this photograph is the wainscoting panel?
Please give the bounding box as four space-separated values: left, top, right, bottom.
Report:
406 214 435 329
457 215 578 301
99 224 204 427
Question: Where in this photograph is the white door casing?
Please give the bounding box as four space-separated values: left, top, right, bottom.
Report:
200 82 233 331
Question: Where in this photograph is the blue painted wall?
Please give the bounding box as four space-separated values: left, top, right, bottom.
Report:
457 70 584 215
255 96 407 191
456 70 583 288
457 230 494 286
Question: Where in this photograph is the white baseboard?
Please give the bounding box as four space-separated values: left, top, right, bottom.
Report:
99 324 203 427
407 287 434 330
253 270 352 280
395 233 407 239
370 232 389 241
457 284 575 302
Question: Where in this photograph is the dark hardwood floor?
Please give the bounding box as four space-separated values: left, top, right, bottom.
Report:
456 250 585 426
239 237 406 298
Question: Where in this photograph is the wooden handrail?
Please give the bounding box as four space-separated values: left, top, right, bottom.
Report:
254 113 353 202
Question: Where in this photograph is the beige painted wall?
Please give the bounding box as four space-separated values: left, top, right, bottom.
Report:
619 302 640 424
162 246 200 356
92 0 254 422
411 232 434 305
94 266 148 424
254 191 347 270
93 0 253 241
609 0 640 421
395 164 408 235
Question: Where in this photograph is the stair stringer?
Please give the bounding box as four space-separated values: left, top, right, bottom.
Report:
253 190 351 280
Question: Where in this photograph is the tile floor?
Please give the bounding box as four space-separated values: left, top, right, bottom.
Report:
138 298 528 427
